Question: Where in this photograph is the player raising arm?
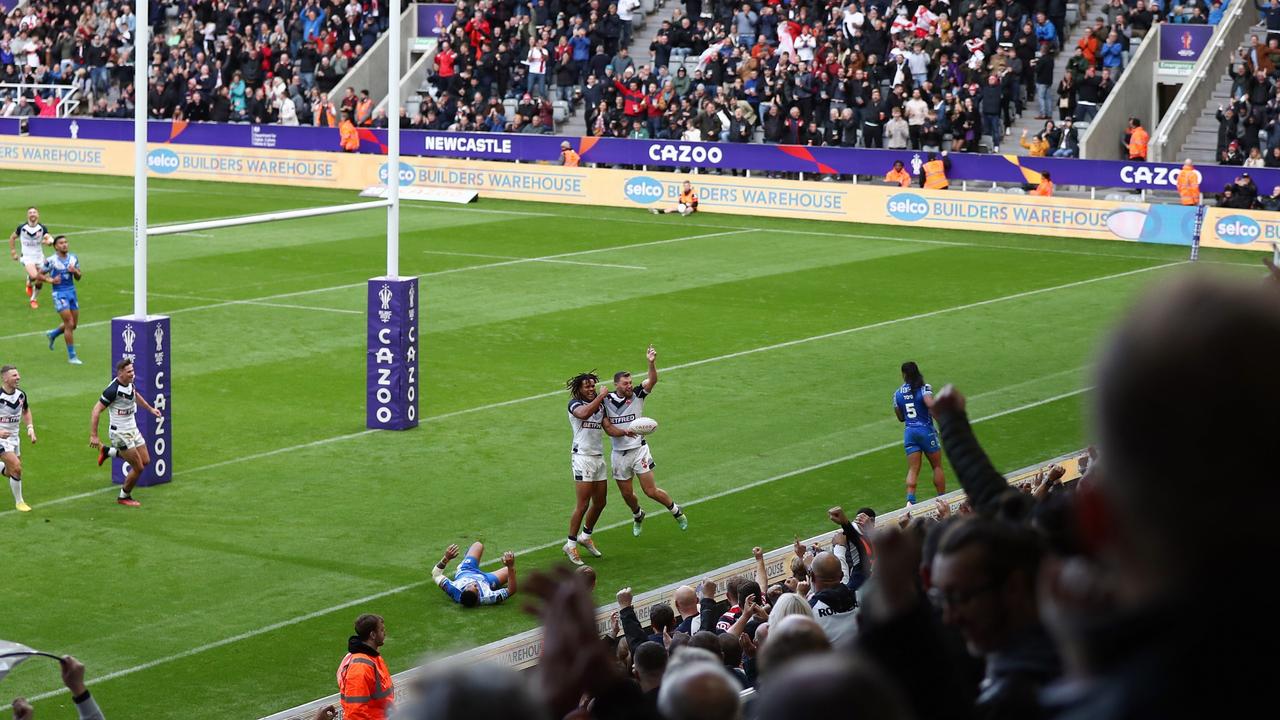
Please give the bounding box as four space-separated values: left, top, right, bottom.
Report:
602 344 687 536
39 235 83 364
90 359 162 507
894 361 945 505
10 206 53 309
431 542 517 608
0 365 37 512
563 370 609 566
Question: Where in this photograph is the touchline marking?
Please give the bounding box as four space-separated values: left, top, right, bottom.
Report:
422 250 646 270
0 230 752 343
14 385 1093 702
0 263 1167 519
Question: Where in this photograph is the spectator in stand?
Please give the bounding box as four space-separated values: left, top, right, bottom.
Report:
884 105 909 150
807 551 857 645
1222 138 1247 165
1020 128 1049 156
1260 184 1280 209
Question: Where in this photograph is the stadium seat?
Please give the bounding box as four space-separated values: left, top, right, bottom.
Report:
1006 187 1026 195
553 101 569 123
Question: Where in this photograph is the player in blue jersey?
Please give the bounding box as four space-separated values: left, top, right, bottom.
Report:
38 236 83 365
430 541 517 608
893 361 945 505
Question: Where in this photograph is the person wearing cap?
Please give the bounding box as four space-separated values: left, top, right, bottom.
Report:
1177 160 1202 206
1221 140 1246 166
560 141 580 166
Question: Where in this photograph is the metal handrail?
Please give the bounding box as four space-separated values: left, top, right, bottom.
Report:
0 82 82 118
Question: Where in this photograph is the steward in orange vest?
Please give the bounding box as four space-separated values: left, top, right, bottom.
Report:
919 152 951 190
1127 118 1149 160
337 614 394 720
885 161 912 187
560 141 580 166
1178 160 1201 205
339 112 360 152
1030 172 1054 196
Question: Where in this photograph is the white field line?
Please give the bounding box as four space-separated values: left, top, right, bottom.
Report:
422 250 645 270
117 290 361 315
0 260 1155 518
13 385 1092 704
0 229 753 343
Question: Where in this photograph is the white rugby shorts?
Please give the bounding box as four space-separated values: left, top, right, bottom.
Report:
21 252 45 268
572 453 606 482
612 444 655 481
0 434 19 457
109 427 145 451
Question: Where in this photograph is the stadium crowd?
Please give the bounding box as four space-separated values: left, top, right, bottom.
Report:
348 265 1271 720
1 0 392 124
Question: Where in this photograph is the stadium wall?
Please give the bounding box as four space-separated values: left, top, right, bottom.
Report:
0 135 1268 252
258 452 1086 720
1080 25 1159 161
8 118 1280 192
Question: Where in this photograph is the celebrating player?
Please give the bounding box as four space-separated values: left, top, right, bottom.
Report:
563 370 608 566
0 365 37 512
893 361 945 505
648 181 699 216
431 542 517 608
10 206 53 309
39 236 83 365
602 344 687 536
89 359 162 507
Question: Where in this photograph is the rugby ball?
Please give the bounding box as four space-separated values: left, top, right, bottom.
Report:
630 417 659 435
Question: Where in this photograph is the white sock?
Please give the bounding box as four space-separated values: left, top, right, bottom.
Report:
633 508 644 520
107 447 119 458
669 503 682 517
30 283 40 300
119 488 129 498
10 477 24 504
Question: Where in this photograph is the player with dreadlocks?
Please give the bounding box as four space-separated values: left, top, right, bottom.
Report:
562 370 609 565
893 360 945 505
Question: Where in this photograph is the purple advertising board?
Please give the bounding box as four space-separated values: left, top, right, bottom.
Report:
110 316 172 487
366 277 419 430
10 117 1275 193
416 3 455 37
1159 24 1213 65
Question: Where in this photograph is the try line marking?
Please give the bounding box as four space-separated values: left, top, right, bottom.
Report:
1 258 1171 516
0 229 751 343
12 384 1091 704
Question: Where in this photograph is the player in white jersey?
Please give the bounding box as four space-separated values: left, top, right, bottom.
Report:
0 365 38 512
602 345 687 536
89 359 162 507
9 206 53 309
562 370 609 565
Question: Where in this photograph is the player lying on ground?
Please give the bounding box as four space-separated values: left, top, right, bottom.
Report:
10 206 53 309
89 359 163 507
602 345 687 536
38 235 83 365
563 370 608 566
0 365 37 512
432 542 517 607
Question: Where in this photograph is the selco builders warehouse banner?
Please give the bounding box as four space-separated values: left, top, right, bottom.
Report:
0 134 1269 253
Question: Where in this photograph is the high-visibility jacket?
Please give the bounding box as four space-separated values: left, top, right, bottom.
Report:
1030 178 1054 196
338 647 394 720
1128 126 1149 160
356 97 373 126
679 188 699 207
1178 167 1201 205
885 168 911 187
339 120 359 152
561 148 580 167
922 160 948 189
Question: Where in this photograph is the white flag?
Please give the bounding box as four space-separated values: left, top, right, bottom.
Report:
0 640 40 681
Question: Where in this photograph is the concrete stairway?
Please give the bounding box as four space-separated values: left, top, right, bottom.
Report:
1006 0 1101 152
1172 51 1240 164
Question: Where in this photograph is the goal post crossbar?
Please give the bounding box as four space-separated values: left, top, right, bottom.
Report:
147 199 393 237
